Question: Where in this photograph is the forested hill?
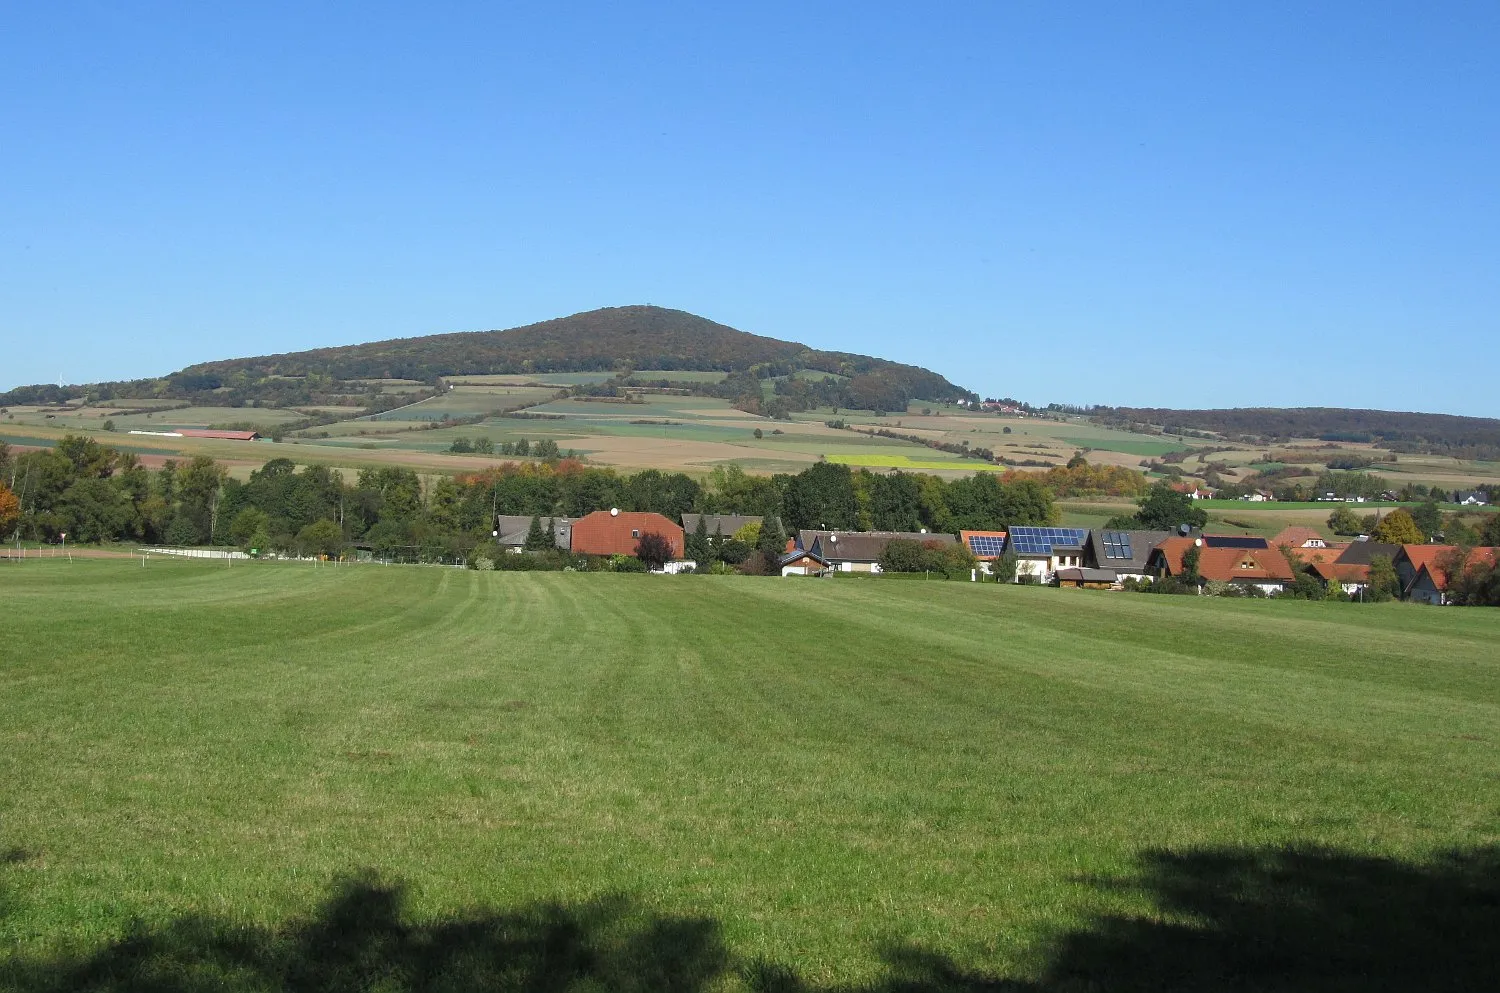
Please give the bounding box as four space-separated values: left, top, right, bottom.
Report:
1 306 975 410
1091 406 1500 460
184 306 806 380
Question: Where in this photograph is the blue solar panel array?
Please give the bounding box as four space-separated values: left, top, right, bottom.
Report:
1204 535 1269 549
966 534 1007 557
1101 531 1133 559
1007 527 1090 555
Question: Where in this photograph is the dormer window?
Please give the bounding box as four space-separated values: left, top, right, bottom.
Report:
631 529 640 538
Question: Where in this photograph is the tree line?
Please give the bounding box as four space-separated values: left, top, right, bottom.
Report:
0 439 1062 560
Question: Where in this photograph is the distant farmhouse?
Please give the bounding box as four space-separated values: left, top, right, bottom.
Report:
129 428 261 441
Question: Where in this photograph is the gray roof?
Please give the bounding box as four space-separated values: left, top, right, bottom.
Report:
1056 567 1118 583
494 515 572 549
682 514 762 536
1334 541 1402 566
1084 530 1173 571
799 529 956 563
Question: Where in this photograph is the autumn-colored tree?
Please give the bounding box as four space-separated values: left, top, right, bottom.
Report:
0 483 20 540
1370 508 1425 545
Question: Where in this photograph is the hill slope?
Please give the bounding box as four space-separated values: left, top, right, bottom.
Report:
1091 405 1500 460
1 306 974 411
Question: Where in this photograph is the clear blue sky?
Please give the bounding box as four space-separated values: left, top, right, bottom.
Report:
3 2 1497 415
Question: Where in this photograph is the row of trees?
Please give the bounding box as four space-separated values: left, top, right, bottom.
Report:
448 436 566 458
0 439 1064 561
1328 505 1500 546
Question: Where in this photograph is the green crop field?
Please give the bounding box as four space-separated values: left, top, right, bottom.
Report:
1 561 1496 990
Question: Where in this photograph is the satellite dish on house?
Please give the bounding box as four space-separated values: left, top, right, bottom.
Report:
610 507 619 516
1194 537 1204 547
1178 523 1192 536
829 534 838 543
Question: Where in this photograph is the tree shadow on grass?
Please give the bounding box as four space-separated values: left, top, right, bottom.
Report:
2 846 1496 992
1025 844 1500 993
751 845 1500 993
2 872 727 993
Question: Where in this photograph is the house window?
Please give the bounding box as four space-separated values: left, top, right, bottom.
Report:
631 529 639 538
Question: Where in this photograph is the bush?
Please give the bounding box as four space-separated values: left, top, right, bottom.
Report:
879 539 976 579
608 554 648 573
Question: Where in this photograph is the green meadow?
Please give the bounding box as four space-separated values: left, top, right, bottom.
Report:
1 562 1497 990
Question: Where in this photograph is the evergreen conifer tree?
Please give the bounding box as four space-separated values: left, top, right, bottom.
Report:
524 515 549 551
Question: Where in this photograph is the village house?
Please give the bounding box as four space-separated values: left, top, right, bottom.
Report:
681 513 761 537
493 515 573 552
796 530 956 573
958 530 1007 574
1393 545 1499 605
1454 490 1489 506
778 543 831 576
570 509 687 571
1081 529 1173 585
1004 527 1091 583
1269 526 1335 550
1148 535 1296 595
1307 560 1372 597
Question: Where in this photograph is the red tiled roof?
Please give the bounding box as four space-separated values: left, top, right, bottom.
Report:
1308 561 1370 584
1291 546 1348 566
569 511 684 558
1401 545 1498 590
1155 537 1295 582
1270 526 1329 548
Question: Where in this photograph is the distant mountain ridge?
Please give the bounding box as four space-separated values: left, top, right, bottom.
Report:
1 306 975 411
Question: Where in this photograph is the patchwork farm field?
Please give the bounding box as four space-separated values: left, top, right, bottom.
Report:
1 562 1496 990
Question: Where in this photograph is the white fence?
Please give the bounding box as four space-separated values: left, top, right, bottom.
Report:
141 547 251 560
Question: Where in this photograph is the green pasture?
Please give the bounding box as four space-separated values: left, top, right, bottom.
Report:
630 370 729 383
1 562 1496 990
2 405 309 433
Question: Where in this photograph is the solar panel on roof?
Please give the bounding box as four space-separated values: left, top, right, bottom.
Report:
1101 530 1133 559
1204 535 1268 549
966 535 1006 557
1006 526 1089 555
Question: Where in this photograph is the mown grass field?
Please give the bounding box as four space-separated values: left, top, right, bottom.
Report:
1 561 1496 990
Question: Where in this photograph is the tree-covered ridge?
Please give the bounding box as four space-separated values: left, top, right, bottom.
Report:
1091 406 1500 460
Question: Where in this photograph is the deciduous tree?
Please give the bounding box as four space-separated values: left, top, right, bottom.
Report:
0 483 19 540
1327 506 1364 536
1371 508 1424 545
634 531 673 571
1133 483 1208 531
